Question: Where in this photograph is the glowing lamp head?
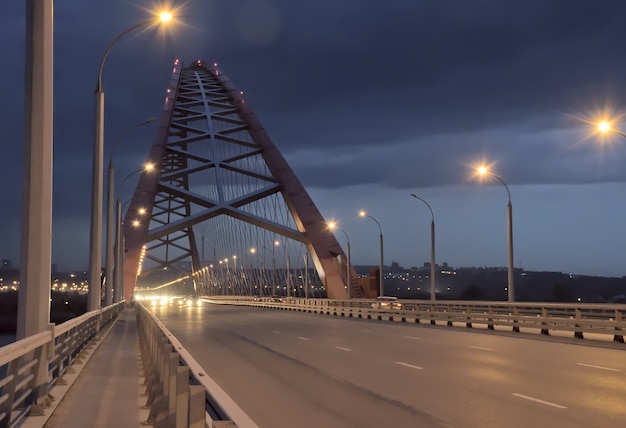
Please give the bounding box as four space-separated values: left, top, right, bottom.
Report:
274 240 280 247
597 120 611 134
144 163 155 172
132 220 140 227
159 11 173 23
359 211 366 218
250 248 256 254
477 166 488 176
328 221 337 230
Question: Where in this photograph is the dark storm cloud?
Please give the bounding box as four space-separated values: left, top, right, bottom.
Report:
3 1 626 271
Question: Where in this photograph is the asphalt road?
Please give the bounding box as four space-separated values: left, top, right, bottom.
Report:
150 303 626 428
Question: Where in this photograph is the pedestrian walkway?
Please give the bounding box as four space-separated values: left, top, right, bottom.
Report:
22 307 147 428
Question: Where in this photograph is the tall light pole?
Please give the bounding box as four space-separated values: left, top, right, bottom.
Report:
410 194 436 301
328 221 351 298
114 164 154 303
359 211 384 297
476 166 514 302
250 247 258 295
88 11 173 311
272 240 280 296
18 0 53 344
105 118 155 306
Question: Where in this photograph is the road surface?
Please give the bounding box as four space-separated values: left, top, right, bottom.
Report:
149 303 626 428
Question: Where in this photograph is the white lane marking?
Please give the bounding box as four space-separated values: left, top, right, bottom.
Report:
272 330 280 334
396 362 423 370
576 363 621 372
511 393 567 409
329 325 339 329
298 336 309 341
470 346 494 352
404 336 421 340
253 326 260 329
361 329 372 333
336 346 351 352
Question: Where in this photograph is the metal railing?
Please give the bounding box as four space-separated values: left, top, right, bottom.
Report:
0 301 124 428
136 302 258 428
207 297 626 343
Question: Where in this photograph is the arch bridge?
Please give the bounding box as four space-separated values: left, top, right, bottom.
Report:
121 60 369 301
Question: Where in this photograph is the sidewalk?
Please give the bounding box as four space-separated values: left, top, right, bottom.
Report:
22 307 147 428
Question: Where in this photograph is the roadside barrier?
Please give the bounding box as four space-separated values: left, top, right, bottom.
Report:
207 297 626 343
136 302 258 428
0 301 124 428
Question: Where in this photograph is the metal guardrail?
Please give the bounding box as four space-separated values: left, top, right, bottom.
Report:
136 302 258 428
208 297 626 343
0 301 124 428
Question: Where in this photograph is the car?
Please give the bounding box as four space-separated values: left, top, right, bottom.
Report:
182 295 201 307
370 296 402 310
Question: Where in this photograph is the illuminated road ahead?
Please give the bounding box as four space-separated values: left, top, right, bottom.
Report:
150 303 626 428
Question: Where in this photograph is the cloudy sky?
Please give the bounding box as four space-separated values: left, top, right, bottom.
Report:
3 1 626 277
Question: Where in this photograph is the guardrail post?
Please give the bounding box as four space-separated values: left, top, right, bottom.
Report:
189 385 205 428
465 306 472 328
540 307 549 335
614 310 624 343
574 308 584 339
175 366 189 428
487 306 494 330
168 352 178 428
30 341 51 414
512 307 520 333
145 338 171 427
96 309 102 334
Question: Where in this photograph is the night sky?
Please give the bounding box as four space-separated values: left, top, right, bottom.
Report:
3 1 626 277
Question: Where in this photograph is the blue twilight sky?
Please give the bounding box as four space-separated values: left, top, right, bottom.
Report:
2 1 626 277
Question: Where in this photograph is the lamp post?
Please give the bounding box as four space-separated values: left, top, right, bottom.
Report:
250 247 258 295
105 118 156 306
410 194 436 301
328 221 351 298
272 240 280 296
114 164 153 303
476 166 514 302
359 211 384 297
17 0 53 344
88 12 173 311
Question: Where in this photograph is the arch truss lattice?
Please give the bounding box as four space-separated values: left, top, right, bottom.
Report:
122 59 360 301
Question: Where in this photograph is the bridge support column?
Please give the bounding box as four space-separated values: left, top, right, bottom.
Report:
18 0 54 409
18 0 53 339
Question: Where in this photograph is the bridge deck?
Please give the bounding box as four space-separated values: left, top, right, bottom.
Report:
22 307 145 428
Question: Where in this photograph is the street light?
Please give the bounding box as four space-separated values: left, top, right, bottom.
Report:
250 247 259 294
272 240 280 296
595 119 626 138
88 11 173 311
105 118 156 306
475 165 515 302
114 163 154 303
410 194 436 301
359 211 384 297
328 221 351 298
